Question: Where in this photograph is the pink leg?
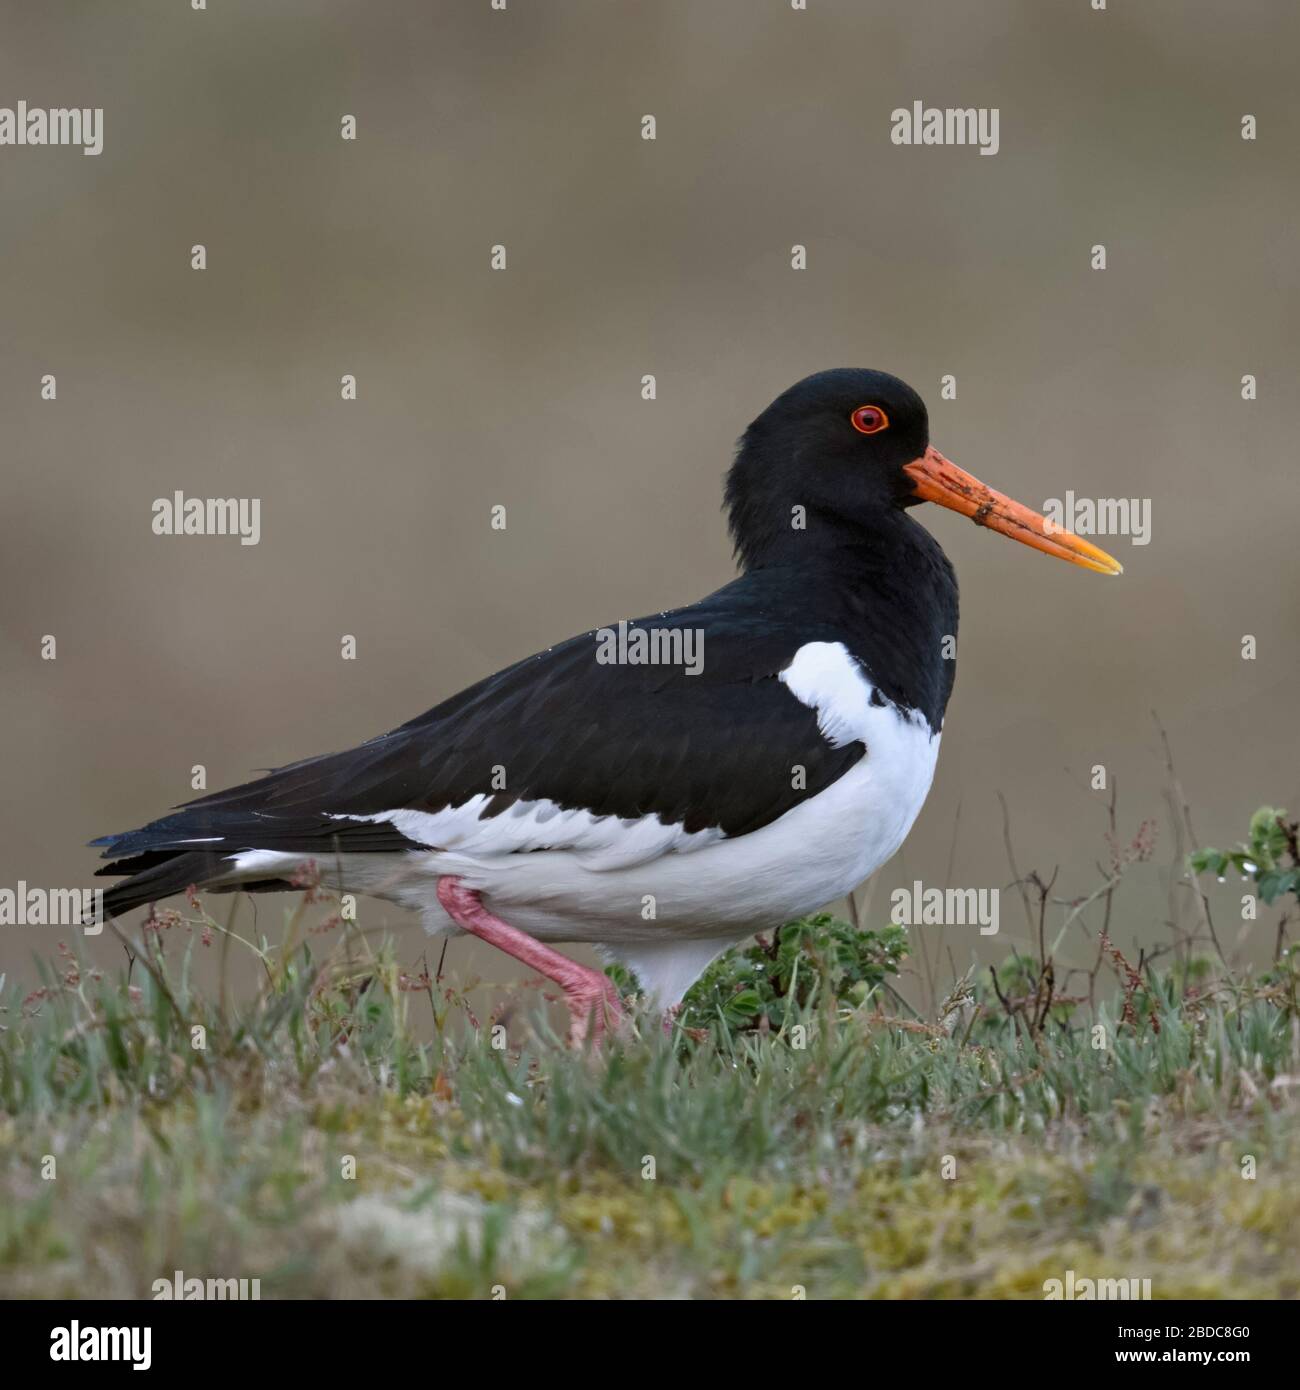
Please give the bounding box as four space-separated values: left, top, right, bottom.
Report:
436 876 622 1045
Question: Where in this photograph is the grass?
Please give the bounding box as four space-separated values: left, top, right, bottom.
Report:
1 873 1298 1300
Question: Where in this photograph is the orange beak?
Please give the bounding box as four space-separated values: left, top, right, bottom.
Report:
903 446 1123 576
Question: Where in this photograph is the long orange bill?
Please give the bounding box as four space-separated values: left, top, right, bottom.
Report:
903 446 1123 576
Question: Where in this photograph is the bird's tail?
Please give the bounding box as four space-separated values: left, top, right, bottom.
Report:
96 848 228 921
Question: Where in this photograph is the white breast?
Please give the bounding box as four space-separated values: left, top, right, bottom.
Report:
778 639 882 747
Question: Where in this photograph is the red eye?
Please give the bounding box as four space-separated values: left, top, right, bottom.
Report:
851 405 889 435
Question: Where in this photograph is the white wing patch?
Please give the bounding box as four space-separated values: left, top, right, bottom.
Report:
327 797 723 872
779 639 904 747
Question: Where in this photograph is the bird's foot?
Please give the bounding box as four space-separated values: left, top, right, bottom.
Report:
564 972 624 1048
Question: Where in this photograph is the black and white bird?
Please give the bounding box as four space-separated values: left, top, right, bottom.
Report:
93 369 1120 1040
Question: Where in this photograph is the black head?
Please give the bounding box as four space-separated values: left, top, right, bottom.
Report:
725 368 1123 576
725 369 931 570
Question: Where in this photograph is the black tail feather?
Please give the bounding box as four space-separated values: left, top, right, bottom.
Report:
100 850 225 920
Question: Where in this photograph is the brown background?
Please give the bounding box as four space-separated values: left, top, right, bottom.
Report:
2 1 1297 1005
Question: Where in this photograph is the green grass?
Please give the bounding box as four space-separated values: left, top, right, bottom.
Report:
1 893 1298 1299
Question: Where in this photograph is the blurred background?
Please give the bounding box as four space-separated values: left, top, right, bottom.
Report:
1 0 1297 1006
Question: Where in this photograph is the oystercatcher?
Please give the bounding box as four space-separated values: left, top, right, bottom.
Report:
92 369 1120 1040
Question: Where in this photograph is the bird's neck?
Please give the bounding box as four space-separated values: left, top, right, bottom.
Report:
739 511 959 733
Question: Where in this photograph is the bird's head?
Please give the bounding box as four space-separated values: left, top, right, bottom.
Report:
725 368 1122 576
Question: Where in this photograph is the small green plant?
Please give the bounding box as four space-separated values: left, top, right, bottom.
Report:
1191 806 1300 905
676 913 907 1038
